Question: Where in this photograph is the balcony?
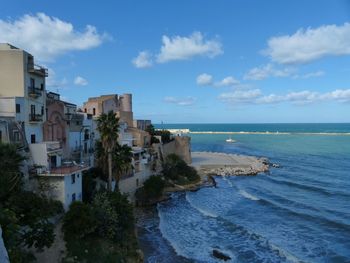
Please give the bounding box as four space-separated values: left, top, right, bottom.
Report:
45 141 61 153
28 87 42 98
28 63 48 77
29 113 43 122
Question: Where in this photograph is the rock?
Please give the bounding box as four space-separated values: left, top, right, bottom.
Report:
212 249 231 261
0 226 9 263
272 163 280 168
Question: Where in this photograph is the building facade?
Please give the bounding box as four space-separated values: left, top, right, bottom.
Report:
0 43 47 146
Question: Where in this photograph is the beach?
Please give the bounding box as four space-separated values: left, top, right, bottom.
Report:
191 151 269 177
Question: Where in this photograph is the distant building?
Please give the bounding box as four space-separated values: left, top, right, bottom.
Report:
133 119 151 131
82 94 134 127
0 43 47 145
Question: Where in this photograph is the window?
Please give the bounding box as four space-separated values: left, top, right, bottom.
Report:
72 193 76 202
30 134 36 144
71 174 75 184
13 131 20 142
16 104 20 113
93 108 96 115
30 105 35 115
40 83 44 90
30 78 35 88
136 178 139 187
84 108 87 113
41 106 44 116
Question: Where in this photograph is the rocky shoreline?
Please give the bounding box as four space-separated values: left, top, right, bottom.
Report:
192 151 270 177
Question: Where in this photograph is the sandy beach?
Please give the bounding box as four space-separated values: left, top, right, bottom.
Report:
191 151 269 176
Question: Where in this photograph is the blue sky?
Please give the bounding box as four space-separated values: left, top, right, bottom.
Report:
1 0 350 123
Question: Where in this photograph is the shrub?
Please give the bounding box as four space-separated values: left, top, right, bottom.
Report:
82 169 98 203
63 202 97 241
143 175 165 199
163 154 200 185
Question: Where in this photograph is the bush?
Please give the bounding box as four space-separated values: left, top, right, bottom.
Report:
63 202 97 240
82 169 98 203
163 154 200 185
143 175 165 199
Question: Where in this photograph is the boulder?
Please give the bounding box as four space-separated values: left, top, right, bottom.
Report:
212 249 231 261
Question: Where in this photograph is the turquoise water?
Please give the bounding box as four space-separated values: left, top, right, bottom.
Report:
138 123 350 262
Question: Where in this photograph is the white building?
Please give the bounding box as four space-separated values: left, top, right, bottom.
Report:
0 43 47 146
30 141 88 210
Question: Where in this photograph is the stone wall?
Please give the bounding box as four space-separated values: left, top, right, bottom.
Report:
161 136 192 164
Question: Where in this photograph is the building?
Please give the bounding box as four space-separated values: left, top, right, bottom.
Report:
0 43 47 146
82 93 134 127
133 119 151 131
30 140 88 210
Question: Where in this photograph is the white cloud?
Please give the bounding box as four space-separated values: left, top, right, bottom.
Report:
46 68 68 88
157 32 223 63
132 51 153 68
264 22 350 64
0 13 108 62
197 74 240 87
244 64 296 80
196 73 213 86
219 88 350 105
164 96 196 106
218 89 262 103
74 76 88 86
215 76 240 87
293 70 325 79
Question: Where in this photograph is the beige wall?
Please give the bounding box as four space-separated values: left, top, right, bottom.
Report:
0 49 25 97
160 136 192 164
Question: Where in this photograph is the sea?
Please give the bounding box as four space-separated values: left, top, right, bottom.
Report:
135 123 350 263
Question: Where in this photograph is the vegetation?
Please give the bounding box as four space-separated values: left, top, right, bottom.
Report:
62 191 140 262
143 175 165 199
146 124 173 144
82 167 100 203
96 111 133 191
135 175 165 204
0 142 63 262
96 111 120 191
0 143 25 200
162 154 200 185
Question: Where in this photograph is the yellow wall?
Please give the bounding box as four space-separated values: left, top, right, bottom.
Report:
0 49 25 97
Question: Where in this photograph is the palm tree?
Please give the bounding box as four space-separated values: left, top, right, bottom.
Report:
96 111 120 191
113 144 133 184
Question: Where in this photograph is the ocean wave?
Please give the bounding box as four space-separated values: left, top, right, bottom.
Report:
189 131 350 136
265 176 350 198
238 189 260 201
269 243 304 263
185 193 218 218
257 196 350 232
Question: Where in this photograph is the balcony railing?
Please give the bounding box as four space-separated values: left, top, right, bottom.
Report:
29 113 43 122
28 63 48 77
28 87 42 98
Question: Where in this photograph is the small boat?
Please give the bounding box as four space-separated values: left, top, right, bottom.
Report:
226 136 235 143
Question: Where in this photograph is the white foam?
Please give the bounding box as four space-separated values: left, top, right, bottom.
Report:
270 243 303 263
185 193 218 218
239 189 260 201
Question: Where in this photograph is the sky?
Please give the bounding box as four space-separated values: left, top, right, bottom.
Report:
1 0 350 123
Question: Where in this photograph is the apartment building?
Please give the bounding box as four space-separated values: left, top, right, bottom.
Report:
0 43 47 145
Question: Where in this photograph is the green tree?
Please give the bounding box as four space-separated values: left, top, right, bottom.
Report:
0 142 25 201
62 202 97 240
113 143 133 184
143 175 165 199
163 154 200 185
96 111 120 191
